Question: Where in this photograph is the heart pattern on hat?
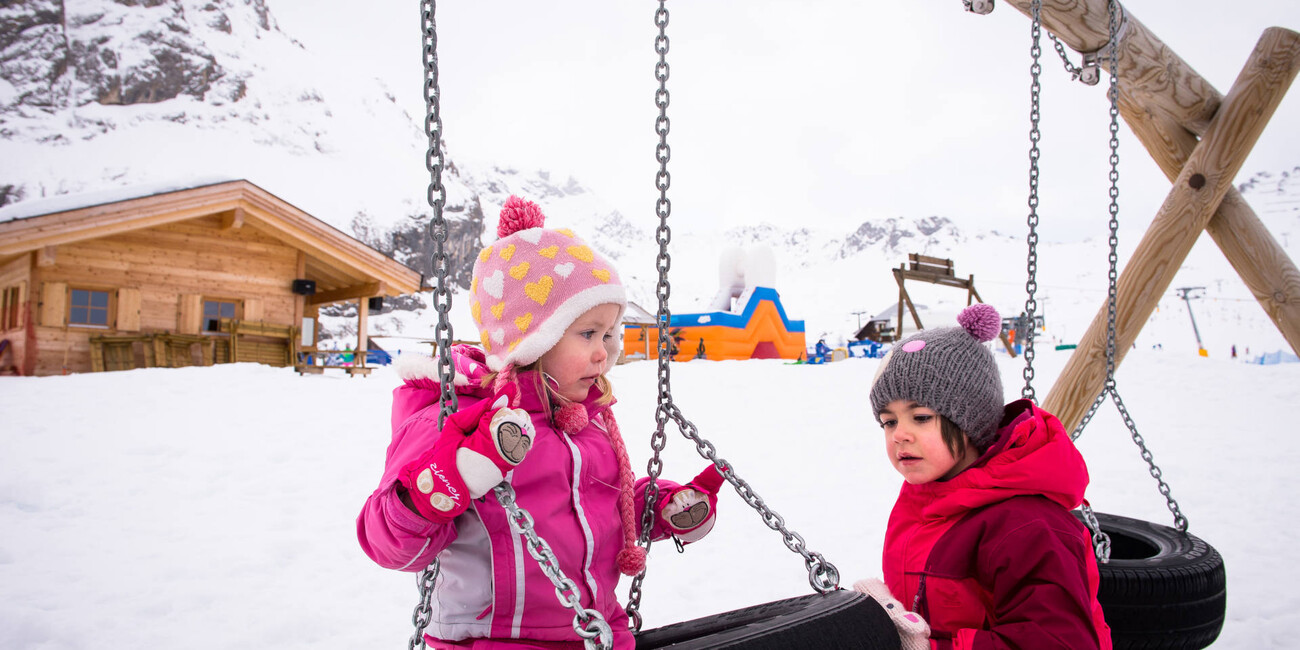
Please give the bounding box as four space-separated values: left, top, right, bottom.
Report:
525 276 554 305
483 270 505 299
567 245 594 263
555 262 575 278
515 313 533 332
517 229 543 244
538 245 559 259
509 262 530 280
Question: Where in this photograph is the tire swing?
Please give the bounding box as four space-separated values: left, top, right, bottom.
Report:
405 3 897 649
1010 3 1225 648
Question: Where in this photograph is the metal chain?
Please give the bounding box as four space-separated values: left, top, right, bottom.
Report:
420 0 457 427
626 0 840 630
496 484 614 650
1021 0 1043 401
665 404 842 596
1047 33 1101 85
408 559 438 650
410 2 452 647
1069 2 1187 557
625 1 673 631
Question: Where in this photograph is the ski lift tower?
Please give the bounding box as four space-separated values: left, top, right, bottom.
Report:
1176 286 1208 356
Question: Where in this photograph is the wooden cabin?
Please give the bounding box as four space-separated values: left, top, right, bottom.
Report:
0 179 424 376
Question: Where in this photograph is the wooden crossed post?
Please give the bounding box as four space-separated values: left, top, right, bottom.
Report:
1001 1 1300 431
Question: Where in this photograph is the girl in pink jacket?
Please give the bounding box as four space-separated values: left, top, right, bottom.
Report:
857 304 1112 649
358 196 721 650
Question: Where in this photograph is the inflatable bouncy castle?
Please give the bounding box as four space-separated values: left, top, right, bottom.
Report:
624 246 805 361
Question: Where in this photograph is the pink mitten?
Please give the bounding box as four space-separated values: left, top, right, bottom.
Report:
397 385 536 523
852 578 931 650
660 465 725 542
455 387 536 499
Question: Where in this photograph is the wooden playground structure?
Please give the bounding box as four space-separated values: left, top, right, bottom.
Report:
998 1 1300 432
891 253 1016 355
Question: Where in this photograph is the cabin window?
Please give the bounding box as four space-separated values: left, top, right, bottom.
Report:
203 299 240 333
2 285 20 330
69 288 111 328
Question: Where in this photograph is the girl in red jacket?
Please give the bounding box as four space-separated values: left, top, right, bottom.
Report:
857 303 1112 650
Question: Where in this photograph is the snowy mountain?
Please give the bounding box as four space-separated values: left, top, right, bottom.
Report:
3 0 1297 359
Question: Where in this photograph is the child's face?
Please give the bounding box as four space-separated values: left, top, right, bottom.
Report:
878 400 977 484
538 303 622 402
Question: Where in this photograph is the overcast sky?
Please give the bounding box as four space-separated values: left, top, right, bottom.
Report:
275 1 1300 241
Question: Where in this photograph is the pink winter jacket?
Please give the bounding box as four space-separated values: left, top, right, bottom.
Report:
357 346 685 648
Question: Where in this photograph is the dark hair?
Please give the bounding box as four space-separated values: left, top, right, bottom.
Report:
940 414 969 460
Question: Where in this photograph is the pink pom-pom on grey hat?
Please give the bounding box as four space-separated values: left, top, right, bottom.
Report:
957 302 1002 343
869 303 1007 451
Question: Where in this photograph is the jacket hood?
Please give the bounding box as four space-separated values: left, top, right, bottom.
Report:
899 399 1089 521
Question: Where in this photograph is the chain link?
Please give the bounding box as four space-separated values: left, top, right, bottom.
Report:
626 0 840 629
1020 0 1043 401
420 1 456 427
1077 503 1112 563
496 484 614 649
1067 2 1188 548
1047 33 1101 85
408 560 438 650
410 2 452 647
625 2 673 631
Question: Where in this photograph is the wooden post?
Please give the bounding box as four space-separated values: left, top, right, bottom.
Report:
1042 27 1300 430
356 297 369 368
293 251 305 365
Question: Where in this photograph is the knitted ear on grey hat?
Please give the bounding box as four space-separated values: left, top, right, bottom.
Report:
870 303 1006 452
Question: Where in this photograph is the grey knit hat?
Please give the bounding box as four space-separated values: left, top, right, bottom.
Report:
870 303 1006 452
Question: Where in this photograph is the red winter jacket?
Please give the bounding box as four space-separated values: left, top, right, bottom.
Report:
882 400 1112 649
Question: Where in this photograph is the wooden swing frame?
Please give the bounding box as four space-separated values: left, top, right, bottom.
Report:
891 253 1017 355
995 1 1300 431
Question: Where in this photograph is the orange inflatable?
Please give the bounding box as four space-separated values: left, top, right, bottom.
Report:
623 287 806 361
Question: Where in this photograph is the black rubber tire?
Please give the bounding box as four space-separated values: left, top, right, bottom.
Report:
634 589 901 650
1074 511 1226 650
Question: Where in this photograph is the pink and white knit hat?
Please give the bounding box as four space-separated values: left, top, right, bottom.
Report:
470 196 626 372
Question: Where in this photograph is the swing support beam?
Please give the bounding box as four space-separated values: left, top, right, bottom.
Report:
1001 0 1300 431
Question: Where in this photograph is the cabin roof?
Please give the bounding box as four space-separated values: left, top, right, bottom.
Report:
0 179 424 301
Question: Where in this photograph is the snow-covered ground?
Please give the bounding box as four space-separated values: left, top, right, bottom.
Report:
2 342 1296 648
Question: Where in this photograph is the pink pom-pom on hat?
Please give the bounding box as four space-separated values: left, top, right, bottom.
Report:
957 303 1001 342
497 195 547 237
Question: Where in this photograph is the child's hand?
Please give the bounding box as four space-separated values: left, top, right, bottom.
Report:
397 385 535 523
455 389 535 499
852 578 931 650
659 464 725 543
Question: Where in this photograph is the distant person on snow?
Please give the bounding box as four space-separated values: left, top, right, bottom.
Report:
816 338 831 362
853 304 1112 649
358 196 723 650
